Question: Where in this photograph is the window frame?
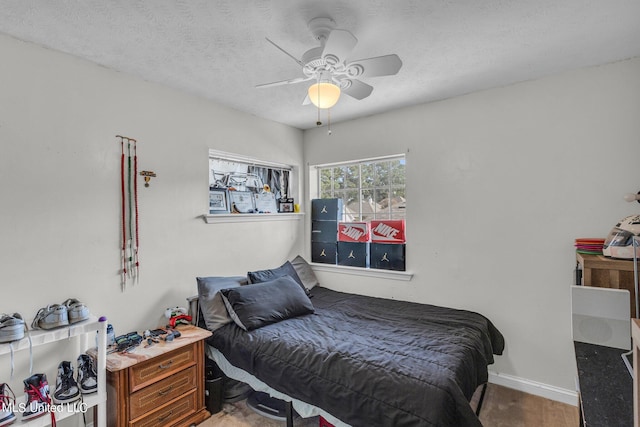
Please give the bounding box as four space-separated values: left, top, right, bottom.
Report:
204 149 302 223
313 154 406 222
309 153 410 276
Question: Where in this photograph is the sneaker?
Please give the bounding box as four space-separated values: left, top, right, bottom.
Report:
53 362 80 404
31 305 68 330
76 354 97 394
0 383 16 426
0 314 24 343
61 299 90 324
22 373 51 421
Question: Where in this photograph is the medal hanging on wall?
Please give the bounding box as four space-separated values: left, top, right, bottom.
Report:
117 135 140 290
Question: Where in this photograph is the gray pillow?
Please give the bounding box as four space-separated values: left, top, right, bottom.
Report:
247 261 308 294
220 275 314 331
290 255 319 290
196 276 248 332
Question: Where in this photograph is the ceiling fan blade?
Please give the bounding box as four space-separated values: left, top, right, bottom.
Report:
341 79 373 100
265 37 304 67
322 29 357 65
346 54 403 78
256 76 312 89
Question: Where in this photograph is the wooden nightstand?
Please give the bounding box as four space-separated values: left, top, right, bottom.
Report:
104 325 212 427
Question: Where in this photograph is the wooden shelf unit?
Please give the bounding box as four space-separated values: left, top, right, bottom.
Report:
577 252 639 318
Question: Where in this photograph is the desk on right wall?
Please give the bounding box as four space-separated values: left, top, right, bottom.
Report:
576 252 638 318
633 319 640 427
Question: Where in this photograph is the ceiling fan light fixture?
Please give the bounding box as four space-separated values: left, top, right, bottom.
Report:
308 82 341 109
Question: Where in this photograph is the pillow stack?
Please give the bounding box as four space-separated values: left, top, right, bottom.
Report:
196 256 319 332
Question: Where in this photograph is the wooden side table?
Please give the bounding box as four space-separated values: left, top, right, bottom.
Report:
577 252 638 318
104 325 212 427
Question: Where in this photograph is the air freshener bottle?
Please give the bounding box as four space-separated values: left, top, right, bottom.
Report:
107 324 115 346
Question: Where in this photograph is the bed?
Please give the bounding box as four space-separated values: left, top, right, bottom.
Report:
191 259 504 427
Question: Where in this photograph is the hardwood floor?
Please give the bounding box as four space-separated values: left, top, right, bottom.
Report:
474 384 579 427
199 383 579 427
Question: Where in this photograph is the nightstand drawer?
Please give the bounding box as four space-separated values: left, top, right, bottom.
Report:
129 365 197 420
129 345 195 392
130 390 197 427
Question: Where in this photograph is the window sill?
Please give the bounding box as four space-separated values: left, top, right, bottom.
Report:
203 212 304 224
310 263 413 281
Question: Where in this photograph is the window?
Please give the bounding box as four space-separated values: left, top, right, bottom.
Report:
204 150 301 222
209 150 292 201
316 155 405 222
311 154 408 274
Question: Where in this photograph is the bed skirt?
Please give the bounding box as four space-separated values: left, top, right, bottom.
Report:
206 346 349 427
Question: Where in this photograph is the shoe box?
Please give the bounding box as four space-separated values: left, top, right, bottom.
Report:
337 242 369 268
311 242 337 264
311 198 343 265
370 243 406 271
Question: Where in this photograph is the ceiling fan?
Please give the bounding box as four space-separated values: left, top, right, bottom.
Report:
256 17 403 110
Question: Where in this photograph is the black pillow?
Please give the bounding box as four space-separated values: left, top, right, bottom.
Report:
220 275 314 331
247 261 309 294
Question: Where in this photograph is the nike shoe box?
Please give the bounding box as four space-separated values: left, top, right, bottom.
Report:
312 220 338 243
370 243 406 271
312 242 337 264
319 416 336 427
338 222 370 243
311 198 343 221
370 220 406 244
337 242 369 268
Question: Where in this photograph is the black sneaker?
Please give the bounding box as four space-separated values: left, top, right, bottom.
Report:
53 361 80 404
76 354 97 394
22 374 51 421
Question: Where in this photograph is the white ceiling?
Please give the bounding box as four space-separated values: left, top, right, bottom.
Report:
1 1 639 130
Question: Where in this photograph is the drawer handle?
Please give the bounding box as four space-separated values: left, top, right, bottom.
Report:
158 410 173 422
158 360 173 369
158 385 173 396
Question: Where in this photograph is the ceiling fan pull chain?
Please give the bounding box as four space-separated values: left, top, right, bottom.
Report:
316 76 322 126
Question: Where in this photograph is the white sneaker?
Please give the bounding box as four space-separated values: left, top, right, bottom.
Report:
0 313 24 343
31 305 68 330
62 299 90 324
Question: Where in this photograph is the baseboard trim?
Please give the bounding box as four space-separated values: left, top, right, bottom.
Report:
488 371 579 406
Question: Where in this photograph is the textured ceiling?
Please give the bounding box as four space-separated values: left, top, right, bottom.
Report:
1 1 640 130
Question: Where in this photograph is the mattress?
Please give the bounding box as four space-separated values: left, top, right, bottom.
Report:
208 287 504 427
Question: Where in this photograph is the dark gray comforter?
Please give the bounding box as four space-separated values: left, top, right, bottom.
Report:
210 287 504 427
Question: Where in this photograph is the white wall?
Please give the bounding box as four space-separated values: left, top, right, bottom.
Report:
304 57 640 401
0 33 304 410
3 28 639 412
